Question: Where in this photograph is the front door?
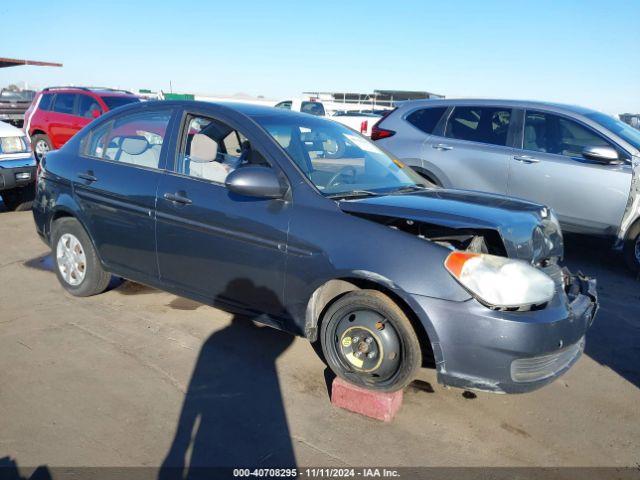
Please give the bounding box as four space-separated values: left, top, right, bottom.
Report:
74 106 175 280
422 105 514 194
156 111 290 319
508 110 632 234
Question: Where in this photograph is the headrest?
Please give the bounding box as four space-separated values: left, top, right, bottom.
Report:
120 136 149 156
190 133 218 163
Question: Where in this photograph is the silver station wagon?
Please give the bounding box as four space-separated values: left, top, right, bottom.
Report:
373 99 640 271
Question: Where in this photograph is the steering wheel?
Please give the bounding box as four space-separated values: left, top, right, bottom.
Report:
325 166 357 189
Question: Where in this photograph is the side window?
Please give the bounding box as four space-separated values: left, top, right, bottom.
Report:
301 101 325 116
274 101 292 110
84 120 113 158
77 94 102 118
445 106 511 146
178 115 270 184
524 111 611 157
84 109 171 169
38 93 54 111
406 107 447 134
52 93 76 115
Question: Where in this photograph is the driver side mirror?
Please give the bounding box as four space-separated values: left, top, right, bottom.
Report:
582 145 622 164
91 109 101 119
225 166 287 199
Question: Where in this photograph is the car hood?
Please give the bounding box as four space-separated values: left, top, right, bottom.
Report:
338 189 564 263
0 120 26 137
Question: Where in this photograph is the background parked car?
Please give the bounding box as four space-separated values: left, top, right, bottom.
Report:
0 87 35 128
24 86 140 161
274 98 382 136
373 99 640 271
0 120 36 210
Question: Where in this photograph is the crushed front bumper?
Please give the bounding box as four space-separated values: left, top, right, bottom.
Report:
412 269 598 394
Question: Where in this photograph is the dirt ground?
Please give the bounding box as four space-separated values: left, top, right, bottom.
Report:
0 207 638 472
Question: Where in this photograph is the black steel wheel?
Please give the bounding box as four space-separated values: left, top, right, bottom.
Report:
320 290 422 392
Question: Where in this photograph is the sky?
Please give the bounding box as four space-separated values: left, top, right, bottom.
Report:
1 0 638 115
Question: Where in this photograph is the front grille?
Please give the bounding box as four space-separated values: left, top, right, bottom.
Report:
510 337 584 383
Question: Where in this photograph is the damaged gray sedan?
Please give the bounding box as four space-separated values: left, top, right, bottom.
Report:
34 101 598 393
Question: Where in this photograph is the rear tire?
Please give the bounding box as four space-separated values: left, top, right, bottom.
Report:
623 222 640 273
51 217 111 297
320 290 422 392
1 187 34 211
32 134 52 162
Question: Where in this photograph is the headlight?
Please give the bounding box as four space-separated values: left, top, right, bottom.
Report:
445 251 555 309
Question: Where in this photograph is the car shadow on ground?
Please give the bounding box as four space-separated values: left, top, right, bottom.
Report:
0 457 51 480
562 234 640 389
159 279 297 478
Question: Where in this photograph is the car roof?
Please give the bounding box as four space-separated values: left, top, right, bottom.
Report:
41 86 137 97
396 98 602 117
141 100 325 121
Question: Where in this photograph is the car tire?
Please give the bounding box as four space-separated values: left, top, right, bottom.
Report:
51 217 111 297
623 222 640 273
32 133 52 162
320 289 422 392
1 187 34 211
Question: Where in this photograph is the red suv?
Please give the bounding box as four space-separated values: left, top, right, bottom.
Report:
24 87 140 161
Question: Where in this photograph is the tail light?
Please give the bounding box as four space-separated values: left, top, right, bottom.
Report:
360 120 368 134
371 123 396 141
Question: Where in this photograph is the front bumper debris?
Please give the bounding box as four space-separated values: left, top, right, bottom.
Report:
411 268 598 394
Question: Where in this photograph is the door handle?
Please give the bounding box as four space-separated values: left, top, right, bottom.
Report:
163 192 192 205
514 155 540 164
77 172 97 182
432 143 453 151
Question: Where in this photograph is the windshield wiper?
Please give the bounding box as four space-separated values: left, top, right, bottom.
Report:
387 185 429 194
326 190 381 199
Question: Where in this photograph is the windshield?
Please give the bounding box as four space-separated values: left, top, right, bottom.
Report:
101 96 140 110
0 90 35 101
585 112 640 152
256 115 426 196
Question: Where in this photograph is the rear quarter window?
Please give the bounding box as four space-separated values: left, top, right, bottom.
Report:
406 107 447 134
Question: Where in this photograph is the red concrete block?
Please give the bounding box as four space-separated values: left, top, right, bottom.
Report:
331 377 403 422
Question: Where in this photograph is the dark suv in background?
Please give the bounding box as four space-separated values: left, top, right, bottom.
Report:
24 87 140 161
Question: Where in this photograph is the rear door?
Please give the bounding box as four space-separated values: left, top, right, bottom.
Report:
75 106 176 280
508 110 632 234
422 105 514 194
48 93 80 148
155 109 290 319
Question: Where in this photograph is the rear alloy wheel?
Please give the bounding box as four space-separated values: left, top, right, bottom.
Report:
623 222 640 273
32 134 52 162
52 217 111 296
321 290 422 392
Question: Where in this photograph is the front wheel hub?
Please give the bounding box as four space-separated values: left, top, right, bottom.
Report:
335 309 401 380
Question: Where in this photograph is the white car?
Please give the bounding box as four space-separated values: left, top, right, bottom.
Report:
0 121 36 211
274 99 381 136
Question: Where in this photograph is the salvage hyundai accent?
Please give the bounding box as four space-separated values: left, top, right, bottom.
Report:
32 101 598 393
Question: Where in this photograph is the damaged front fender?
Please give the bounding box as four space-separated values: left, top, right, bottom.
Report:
616 155 640 247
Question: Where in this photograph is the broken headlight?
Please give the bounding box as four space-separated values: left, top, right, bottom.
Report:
445 251 555 310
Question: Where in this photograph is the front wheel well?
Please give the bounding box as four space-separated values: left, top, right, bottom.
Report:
411 166 441 187
306 278 435 367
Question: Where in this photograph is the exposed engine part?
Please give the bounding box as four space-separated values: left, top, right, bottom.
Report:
382 216 506 256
